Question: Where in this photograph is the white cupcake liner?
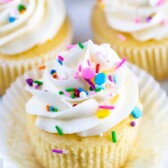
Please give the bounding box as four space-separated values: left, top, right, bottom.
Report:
0 26 73 96
94 32 168 81
0 63 168 168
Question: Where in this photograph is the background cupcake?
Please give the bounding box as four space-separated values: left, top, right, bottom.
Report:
0 0 73 95
92 0 168 80
25 41 142 167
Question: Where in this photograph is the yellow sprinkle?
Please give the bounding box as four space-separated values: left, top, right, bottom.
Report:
102 71 108 75
20 9 26 15
111 94 119 104
96 109 110 118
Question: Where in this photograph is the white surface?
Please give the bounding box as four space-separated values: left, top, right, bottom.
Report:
0 0 168 167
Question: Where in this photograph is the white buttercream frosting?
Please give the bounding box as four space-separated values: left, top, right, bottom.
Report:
25 40 139 137
102 0 168 41
0 0 65 55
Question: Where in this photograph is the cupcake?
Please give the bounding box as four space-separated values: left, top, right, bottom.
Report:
25 40 142 168
92 0 168 80
0 0 73 95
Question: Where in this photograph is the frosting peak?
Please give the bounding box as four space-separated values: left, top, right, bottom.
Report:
0 0 65 55
102 0 168 41
26 41 139 136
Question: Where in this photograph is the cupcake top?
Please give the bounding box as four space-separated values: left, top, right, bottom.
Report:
101 0 168 41
0 0 65 55
25 40 141 137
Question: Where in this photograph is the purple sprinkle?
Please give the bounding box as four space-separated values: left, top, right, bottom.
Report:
108 75 113 82
52 149 66 154
85 79 95 90
130 121 136 127
146 16 152 23
87 59 91 66
35 85 39 89
26 78 33 86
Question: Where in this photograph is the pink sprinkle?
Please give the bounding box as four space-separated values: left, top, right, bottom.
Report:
58 55 64 61
156 0 164 6
90 91 96 95
67 44 76 49
160 19 166 26
52 149 67 154
35 85 39 89
99 105 115 110
64 90 71 97
78 65 82 72
135 17 141 24
74 72 79 79
118 34 126 42
114 57 127 71
0 0 11 3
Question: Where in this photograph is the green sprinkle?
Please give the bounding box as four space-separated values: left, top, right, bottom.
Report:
65 88 74 92
95 88 101 92
71 92 75 99
34 80 43 85
18 4 26 12
53 108 58 112
111 131 117 143
78 42 84 49
59 91 64 95
55 125 63 136
89 87 93 91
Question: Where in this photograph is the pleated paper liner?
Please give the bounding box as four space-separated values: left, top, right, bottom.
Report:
0 25 73 96
0 63 168 168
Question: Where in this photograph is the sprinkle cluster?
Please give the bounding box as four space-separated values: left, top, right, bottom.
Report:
25 42 143 145
4 1 27 23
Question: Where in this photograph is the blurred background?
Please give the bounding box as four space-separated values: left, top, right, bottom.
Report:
65 0 95 43
65 0 168 93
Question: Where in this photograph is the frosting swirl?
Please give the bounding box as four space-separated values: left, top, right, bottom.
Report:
26 40 139 137
102 0 168 41
0 0 65 55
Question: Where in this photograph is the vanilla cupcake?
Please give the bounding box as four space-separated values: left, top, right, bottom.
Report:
0 0 73 95
25 40 142 168
92 0 168 80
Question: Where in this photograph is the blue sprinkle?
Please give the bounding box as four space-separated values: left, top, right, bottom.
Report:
49 106 53 111
58 59 63 65
50 69 56 75
113 75 117 84
94 73 106 85
9 17 16 23
131 107 142 119
78 88 88 95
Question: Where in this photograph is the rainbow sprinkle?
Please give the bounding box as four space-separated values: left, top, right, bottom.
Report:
18 4 26 12
55 125 63 136
96 109 111 118
34 80 43 85
26 78 33 86
78 42 84 49
130 121 136 127
111 131 117 143
96 64 100 73
38 65 46 70
99 105 115 110
52 149 67 154
46 105 58 112
118 34 126 42
114 57 127 71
